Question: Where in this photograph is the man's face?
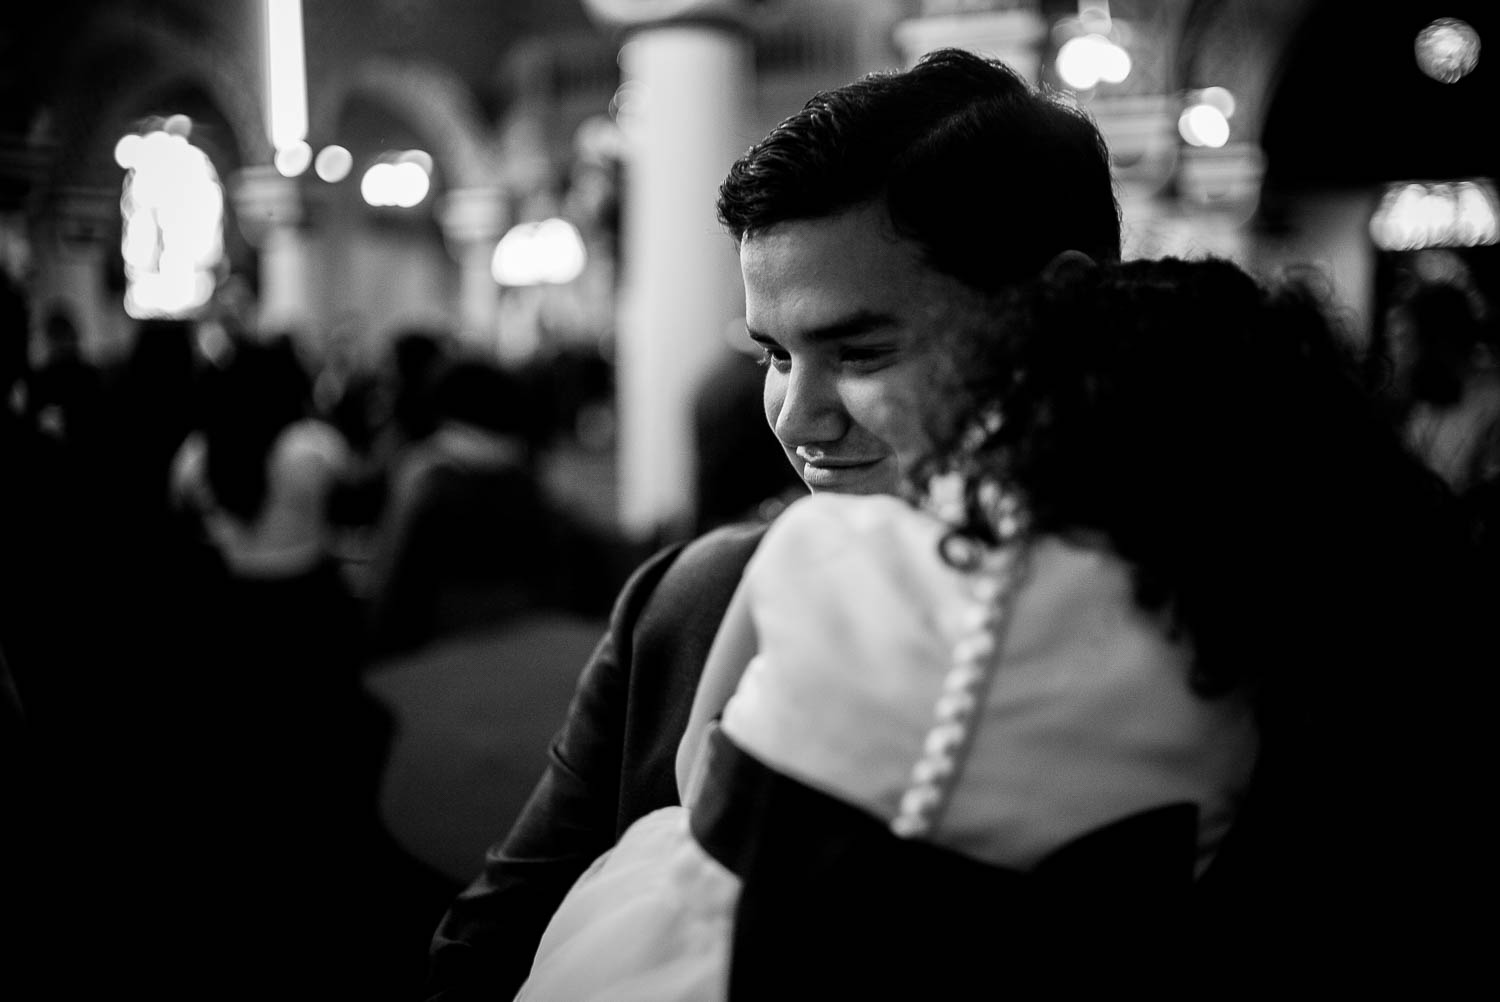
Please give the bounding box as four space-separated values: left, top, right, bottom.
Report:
740 201 989 496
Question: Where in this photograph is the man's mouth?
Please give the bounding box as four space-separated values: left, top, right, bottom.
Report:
797 454 886 490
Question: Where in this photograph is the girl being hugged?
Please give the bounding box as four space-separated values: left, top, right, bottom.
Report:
515 256 1483 1000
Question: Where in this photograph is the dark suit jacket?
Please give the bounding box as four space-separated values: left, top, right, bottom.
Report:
424 519 769 1000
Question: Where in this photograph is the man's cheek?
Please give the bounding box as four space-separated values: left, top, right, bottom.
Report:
761 377 784 430
869 388 929 457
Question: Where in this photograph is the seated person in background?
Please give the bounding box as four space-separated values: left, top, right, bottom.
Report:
361 356 556 657
172 331 355 593
514 256 1486 999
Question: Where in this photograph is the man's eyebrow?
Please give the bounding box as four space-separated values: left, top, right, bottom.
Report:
744 310 897 345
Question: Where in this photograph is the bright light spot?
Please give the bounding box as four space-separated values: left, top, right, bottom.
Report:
125 270 217 320
314 144 353 182
114 133 143 169
360 159 431 208
121 215 160 271
1056 33 1131 90
1078 4 1112 35
163 114 193 138
129 132 204 209
392 162 430 207
1370 179 1500 250
1178 103 1230 148
1198 86 1236 118
491 218 588 286
360 163 393 205
118 122 225 319
395 149 434 174
265 0 309 148
1415 18 1480 83
1096 40 1131 84
274 141 312 177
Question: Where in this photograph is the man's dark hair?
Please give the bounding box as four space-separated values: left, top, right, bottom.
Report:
716 47 1121 293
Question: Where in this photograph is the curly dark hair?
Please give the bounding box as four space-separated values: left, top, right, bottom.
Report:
716 47 1120 294
911 256 1478 710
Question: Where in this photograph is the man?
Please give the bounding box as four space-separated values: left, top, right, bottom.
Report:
424 47 1120 999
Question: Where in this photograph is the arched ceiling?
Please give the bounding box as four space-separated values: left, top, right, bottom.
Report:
0 0 596 208
9 1 1494 206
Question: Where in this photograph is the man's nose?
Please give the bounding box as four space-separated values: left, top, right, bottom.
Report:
772 363 846 446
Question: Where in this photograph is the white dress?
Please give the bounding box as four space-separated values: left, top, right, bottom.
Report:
515 493 1259 1001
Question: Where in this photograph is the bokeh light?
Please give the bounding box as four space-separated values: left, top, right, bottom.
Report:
395 149 434 174
491 218 587 286
359 150 433 207
1056 33 1132 90
116 123 225 318
1178 103 1230 148
1415 18 1481 84
314 144 353 182
1370 179 1500 250
360 153 432 208
1197 86 1236 119
274 140 312 178
114 134 143 169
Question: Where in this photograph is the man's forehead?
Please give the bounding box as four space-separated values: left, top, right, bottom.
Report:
743 308 898 344
741 220 928 326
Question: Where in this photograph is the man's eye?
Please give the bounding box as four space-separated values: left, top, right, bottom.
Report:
756 346 791 372
841 346 894 368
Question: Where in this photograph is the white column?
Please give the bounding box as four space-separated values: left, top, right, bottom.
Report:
610 22 753 538
438 185 509 355
229 165 319 336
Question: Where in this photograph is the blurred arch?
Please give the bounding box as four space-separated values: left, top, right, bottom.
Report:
311 58 500 191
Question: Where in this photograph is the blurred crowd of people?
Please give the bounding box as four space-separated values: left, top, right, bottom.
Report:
0 277 677 999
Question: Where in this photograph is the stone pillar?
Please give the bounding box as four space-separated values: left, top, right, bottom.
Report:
892 3 1048 78
438 185 509 355
583 0 756 538
229 165 320 337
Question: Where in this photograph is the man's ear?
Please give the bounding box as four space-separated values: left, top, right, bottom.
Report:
1042 249 1097 281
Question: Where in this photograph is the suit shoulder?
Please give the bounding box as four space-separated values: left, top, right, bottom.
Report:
654 520 769 601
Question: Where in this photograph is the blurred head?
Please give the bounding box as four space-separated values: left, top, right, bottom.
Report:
203 333 313 522
380 327 451 444
429 356 533 444
41 305 81 366
1393 281 1491 407
0 276 27 396
717 47 1121 495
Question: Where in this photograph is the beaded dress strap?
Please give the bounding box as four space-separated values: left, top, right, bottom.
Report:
891 538 1031 839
